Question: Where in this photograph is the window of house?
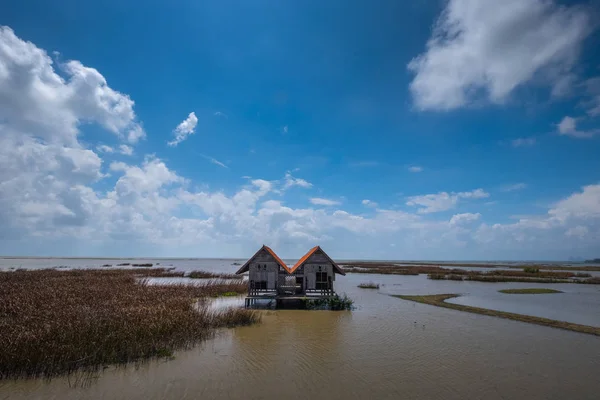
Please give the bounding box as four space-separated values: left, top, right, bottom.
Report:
316 271 328 290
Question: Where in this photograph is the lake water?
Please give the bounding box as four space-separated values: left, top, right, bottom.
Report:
1 259 600 399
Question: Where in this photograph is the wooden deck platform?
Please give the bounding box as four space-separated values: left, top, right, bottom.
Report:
244 292 336 308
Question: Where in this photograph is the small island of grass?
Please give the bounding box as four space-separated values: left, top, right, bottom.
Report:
358 282 380 289
393 294 600 336
499 288 563 294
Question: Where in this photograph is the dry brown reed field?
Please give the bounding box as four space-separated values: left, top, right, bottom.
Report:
343 261 600 272
342 263 599 284
0 268 259 380
187 270 241 279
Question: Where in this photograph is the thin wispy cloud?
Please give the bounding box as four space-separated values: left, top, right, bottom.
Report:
96 145 114 153
214 111 228 118
501 183 527 192
406 189 489 214
349 161 379 167
362 199 378 208
168 112 198 146
511 138 536 147
408 166 423 173
282 125 288 134
118 144 133 156
310 197 341 206
201 154 228 168
283 172 312 190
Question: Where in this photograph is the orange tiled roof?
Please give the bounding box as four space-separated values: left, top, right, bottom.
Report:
289 246 345 275
289 246 319 273
235 245 291 274
236 245 344 275
263 245 291 273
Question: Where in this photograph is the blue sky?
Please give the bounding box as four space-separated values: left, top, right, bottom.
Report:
1 0 599 260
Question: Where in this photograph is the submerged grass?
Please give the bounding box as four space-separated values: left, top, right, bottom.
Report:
499 288 563 294
393 294 600 337
0 269 260 380
305 294 354 310
357 282 380 289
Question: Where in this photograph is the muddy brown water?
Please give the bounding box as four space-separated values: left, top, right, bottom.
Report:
1 270 600 399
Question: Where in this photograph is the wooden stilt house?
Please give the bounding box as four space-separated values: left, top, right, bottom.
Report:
235 245 345 299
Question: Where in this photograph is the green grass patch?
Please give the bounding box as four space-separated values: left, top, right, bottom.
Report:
305 293 354 310
393 294 600 337
499 288 563 294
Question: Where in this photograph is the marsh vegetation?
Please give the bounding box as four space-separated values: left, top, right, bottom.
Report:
0 268 259 380
499 288 563 294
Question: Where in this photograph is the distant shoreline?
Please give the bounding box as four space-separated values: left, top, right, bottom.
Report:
0 256 597 264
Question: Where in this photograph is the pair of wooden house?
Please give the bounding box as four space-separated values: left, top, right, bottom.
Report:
236 245 345 299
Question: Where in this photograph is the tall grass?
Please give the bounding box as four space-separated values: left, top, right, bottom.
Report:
0 269 259 380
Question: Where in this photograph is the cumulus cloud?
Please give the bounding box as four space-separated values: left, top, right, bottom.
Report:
168 112 198 146
406 189 489 214
408 0 592 110
557 116 599 139
310 198 341 206
0 26 145 146
1 25 598 259
474 183 600 252
511 138 536 147
408 166 423 173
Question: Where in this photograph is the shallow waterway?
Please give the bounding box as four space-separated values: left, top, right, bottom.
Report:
1 261 600 399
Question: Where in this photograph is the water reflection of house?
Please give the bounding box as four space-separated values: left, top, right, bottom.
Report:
235 245 345 305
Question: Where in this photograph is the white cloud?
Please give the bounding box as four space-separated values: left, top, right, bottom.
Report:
310 198 341 206
474 183 600 251
282 125 288 134
449 213 481 225
408 0 592 110
0 26 144 146
408 166 423 173
283 172 312 190
362 199 378 208
1 25 599 260
557 116 599 139
501 183 527 192
511 138 536 147
200 154 227 168
118 144 134 156
565 226 589 238
406 189 489 214
168 112 198 146
97 145 114 153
